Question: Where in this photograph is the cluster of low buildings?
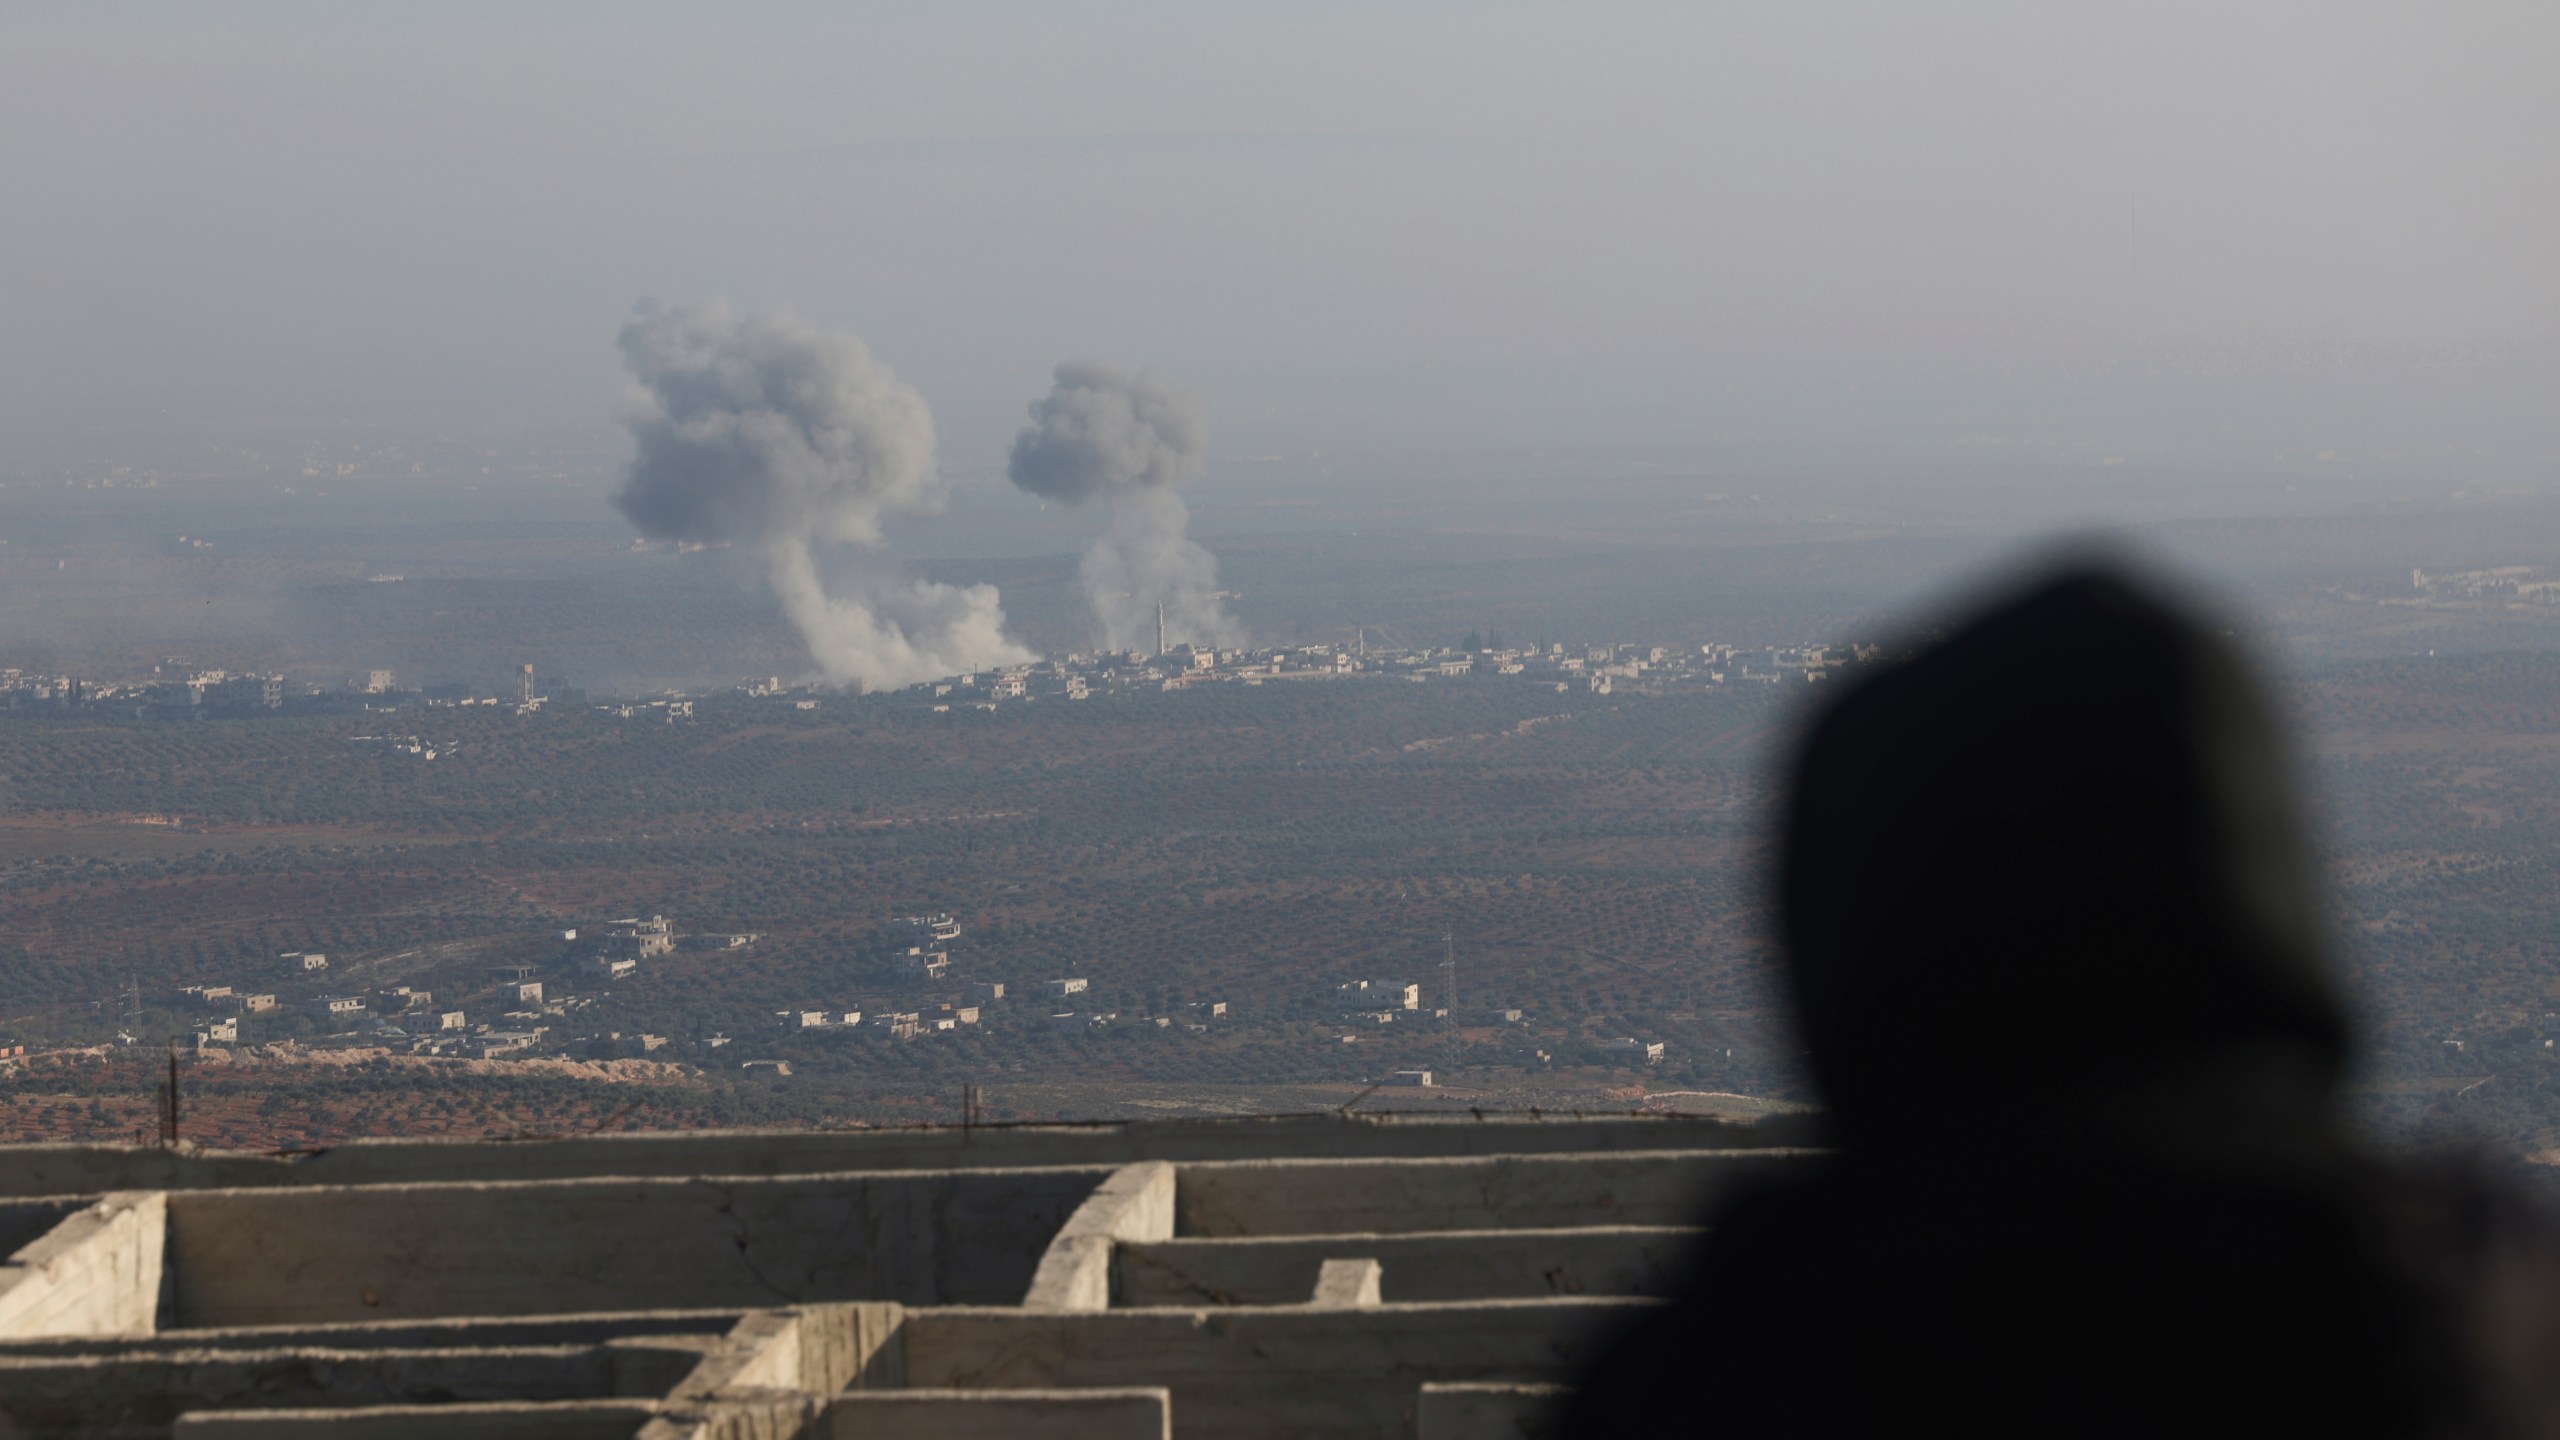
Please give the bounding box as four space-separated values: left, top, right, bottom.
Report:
2406 566 2560 603
0 630 1869 724
133 906 1684 1081
903 637 1872 710
160 914 738 1063
0 664 566 717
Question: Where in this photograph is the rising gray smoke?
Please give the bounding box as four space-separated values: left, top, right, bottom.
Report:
1007 361 1243 652
614 302 1033 689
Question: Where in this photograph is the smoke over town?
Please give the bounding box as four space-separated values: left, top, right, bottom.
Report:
614 302 1034 689
1007 362 1243 652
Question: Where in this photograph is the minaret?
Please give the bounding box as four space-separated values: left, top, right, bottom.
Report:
1155 602 1166 657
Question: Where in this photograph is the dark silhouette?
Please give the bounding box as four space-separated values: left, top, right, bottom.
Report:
1568 563 2560 1437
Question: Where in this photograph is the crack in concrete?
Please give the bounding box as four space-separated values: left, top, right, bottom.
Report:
706 1182 800 1304
1121 1248 1241 1306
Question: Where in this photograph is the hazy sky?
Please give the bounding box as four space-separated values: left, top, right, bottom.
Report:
3 2 2553 463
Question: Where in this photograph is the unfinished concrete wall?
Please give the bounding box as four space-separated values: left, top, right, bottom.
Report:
0 1192 167 1340
817 1389 1170 1439
0 1308 756 1360
1116 1226 1700 1305
1023 1164 1175 1312
0 1114 1809 1198
162 1169 1105 1327
0 1198 87 1259
1171 1151 1805 1235
172 1400 661 1439
0 1343 707 1438
904 1299 1646 1440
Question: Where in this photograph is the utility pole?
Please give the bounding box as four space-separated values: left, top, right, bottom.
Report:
1440 933 1457 1076
160 1040 180 1146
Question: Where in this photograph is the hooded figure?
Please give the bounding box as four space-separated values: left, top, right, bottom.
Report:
1566 563 2560 1437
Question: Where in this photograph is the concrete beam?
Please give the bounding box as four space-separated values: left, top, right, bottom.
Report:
1022 1163 1175 1312
162 1168 1106 1327
1115 1226 1700 1306
1309 1259 1382 1309
904 1298 1650 1440
0 1191 167 1340
1416 1382 1570 1440
1173 1151 1808 1235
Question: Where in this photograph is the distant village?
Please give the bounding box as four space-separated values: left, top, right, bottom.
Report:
0 633 1872 720
6 904 1669 1088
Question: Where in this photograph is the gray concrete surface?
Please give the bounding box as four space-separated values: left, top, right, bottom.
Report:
816 1389 1172 1439
0 1307 755 1358
1309 1259 1382 1308
903 1298 1648 1440
1115 1226 1701 1305
0 1120 1796 1436
0 1343 708 1438
1171 1150 1806 1235
0 1114 1808 1198
172 1400 663 1439
161 1169 1105 1326
0 1192 167 1340
1023 1164 1175 1312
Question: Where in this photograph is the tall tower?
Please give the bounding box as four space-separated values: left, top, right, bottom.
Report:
1155 602 1166 657
518 664 536 706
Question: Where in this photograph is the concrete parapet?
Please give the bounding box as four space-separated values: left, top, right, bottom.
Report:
1024 1163 1175 1312
1172 1150 1807 1235
172 1399 663 1439
816 1388 1172 1439
664 1303 901 1400
1115 1225 1700 1306
903 1298 1648 1440
0 1307 756 1359
0 1114 1805 1198
0 1191 167 1340
0 1343 708 1437
1309 1259 1382 1308
633 1395 825 1440
1416 1382 1571 1440
789 1302 906 1392
161 1168 1107 1327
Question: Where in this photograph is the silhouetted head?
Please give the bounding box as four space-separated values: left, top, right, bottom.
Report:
1781 561 2349 1145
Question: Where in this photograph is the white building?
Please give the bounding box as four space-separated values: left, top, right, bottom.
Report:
1046 978 1089 998
1336 980 1419 1012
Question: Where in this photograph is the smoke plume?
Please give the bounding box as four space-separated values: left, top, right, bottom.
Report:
1007 361 1243 652
614 302 1033 689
